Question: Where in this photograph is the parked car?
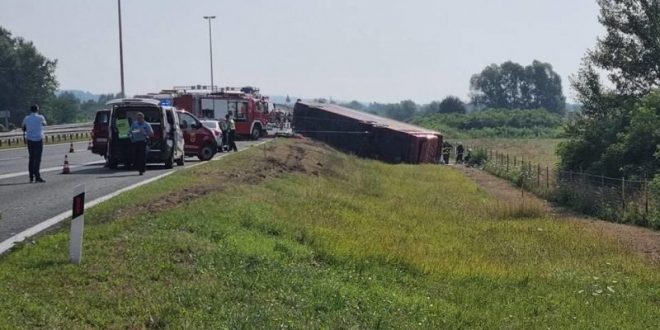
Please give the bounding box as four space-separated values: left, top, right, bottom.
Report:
91 109 110 157
106 98 185 169
176 110 218 161
200 120 223 151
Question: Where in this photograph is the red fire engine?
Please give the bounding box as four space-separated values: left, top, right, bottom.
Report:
173 86 271 139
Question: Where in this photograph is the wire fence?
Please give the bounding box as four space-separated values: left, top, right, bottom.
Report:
465 146 660 229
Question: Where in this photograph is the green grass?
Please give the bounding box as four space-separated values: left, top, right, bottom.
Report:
459 138 563 166
0 140 658 328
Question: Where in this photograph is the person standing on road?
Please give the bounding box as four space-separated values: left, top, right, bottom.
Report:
225 113 238 152
22 105 47 183
129 112 153 175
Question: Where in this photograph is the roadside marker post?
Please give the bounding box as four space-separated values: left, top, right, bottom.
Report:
69 184 86 264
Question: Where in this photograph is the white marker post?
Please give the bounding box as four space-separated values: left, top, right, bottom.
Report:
69 184 85 264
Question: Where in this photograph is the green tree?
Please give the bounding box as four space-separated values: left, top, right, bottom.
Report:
437 96 467 114
0 26 57 125
559 0 660 177
470 60 566 114
43 92 80 124
385 100 417 121
341 100 365 111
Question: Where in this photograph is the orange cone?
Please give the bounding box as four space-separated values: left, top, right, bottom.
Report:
62 155 70 174
69 142 74 153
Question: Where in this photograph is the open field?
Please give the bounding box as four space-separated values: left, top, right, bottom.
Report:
458 138 563 166
0 139 658 328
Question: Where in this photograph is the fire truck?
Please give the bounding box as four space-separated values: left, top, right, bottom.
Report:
173 86 271 139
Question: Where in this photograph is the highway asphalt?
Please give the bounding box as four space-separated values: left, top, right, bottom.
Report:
0 140 263 243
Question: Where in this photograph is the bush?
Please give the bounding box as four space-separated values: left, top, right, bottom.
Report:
412 108 564 139
466 148 488 167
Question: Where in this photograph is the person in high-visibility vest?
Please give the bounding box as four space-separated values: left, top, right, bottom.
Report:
225 113 238 152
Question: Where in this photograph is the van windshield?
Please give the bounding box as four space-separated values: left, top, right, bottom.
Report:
113 107 161 124
112 107 162 139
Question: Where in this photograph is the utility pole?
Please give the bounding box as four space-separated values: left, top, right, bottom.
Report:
203 16 216 92
117 0 125 98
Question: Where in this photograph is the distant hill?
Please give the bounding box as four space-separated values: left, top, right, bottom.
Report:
269 95 298 105
57 90 101 102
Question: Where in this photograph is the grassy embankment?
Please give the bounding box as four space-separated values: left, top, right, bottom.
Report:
0 139 658 328
459 138 562 166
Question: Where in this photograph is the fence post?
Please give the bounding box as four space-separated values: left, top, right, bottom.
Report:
645 177 649 215
506 154 509 173
537 164 541 187
546 166 549 190
622 177 626 212
514 156 517 167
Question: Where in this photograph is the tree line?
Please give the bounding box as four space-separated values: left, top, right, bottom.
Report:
0 26 116 131
558 0 660 184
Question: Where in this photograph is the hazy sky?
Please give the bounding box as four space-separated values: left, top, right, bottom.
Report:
0 0 603 103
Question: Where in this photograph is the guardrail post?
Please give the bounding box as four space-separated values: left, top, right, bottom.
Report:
69 184 86 264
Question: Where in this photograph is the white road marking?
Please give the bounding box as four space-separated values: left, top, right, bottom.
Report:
0 160 106 181
0 139 271 255
0 141 89 153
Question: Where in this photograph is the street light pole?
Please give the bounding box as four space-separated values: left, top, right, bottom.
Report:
203 16 216 92
117 0 125 98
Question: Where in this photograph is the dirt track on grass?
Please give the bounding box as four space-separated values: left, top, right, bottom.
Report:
458 166 660 264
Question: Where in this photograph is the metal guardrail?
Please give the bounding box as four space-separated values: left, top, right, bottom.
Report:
0 122 92 138
0 123 93 148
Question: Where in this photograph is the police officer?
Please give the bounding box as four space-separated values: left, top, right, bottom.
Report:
22 105 47 183
129 112 154 175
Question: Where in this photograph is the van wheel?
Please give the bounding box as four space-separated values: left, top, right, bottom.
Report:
108 158 118 169
198 144 216 161
251 125 262 140
176 155 185 166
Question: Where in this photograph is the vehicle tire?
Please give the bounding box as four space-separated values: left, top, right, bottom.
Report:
176 155 185 166
108 158 118 169
251 125 262 140
164 154 174 169
198 144 216 161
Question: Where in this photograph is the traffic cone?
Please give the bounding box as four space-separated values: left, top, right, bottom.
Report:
62 155 70 174
69 142 74 153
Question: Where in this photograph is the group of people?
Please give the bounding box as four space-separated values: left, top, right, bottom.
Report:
20 105 240 182
440 142 471 165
